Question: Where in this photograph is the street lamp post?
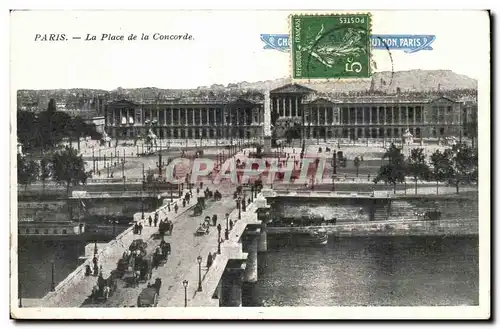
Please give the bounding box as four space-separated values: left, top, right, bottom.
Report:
50 261 55 292
225 213 229 239
182 280 188 307
217 234 221 254
141 196 145 220
237 196 241 220
121 159 125 181
197 256 203 292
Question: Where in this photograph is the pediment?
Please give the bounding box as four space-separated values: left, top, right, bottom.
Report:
108 99 137 107
270 83 316 94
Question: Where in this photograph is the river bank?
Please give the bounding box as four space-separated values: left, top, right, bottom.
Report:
267 219 478 237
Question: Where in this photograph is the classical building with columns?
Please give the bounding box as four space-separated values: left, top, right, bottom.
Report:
105 83 468 141
105 97 264 140
270 83 466 140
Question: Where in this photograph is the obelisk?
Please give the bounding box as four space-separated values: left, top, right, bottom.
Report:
263 90 272 153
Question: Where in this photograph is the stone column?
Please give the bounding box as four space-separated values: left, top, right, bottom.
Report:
406 107 409 126
354 108 357 126
295 98 299 117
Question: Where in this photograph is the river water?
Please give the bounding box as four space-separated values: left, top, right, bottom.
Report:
18 239 86 299
19 235 478 305
243 235 479 306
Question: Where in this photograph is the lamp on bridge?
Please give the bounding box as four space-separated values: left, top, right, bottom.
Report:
217 236 221 255
50 261 55 292
182 280 189 307
225 213 230 239
142 163 146 185
237 196 242 220
197 255 203 292
141 197 145 220
121 158 125 181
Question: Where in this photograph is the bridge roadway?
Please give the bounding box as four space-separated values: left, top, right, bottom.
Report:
42 186 239 308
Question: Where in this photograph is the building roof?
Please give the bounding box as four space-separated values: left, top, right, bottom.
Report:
270 83 316 94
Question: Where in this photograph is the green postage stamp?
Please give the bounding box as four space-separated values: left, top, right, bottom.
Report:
291 13 372 79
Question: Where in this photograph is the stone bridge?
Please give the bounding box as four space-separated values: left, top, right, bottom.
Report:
39 188 269 308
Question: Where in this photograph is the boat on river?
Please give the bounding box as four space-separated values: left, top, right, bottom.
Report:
305 228 328 245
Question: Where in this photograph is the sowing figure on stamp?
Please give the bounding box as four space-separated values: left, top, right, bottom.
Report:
297 24 367 69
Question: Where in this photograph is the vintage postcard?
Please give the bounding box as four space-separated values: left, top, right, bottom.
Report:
10 10 490 319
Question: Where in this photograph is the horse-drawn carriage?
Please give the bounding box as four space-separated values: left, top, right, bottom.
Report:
193 203 203 216
116 239 152 287
195 218 210 236
152 241 171 268
121 255 153 287
158 220 172 238
129 239 148 253
137 278 162 307
213 190 222 201
90 272 118 302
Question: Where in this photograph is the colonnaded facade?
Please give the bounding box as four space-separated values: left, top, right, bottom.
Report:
270 84 467 140
105 98 265 140
105 83 471 140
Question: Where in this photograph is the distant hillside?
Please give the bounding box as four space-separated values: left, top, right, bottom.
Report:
197 70 477 93
17 69 477 108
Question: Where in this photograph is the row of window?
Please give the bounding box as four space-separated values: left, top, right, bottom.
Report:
110 108 259 126
24 228 68 234
307 126 451 139
118 127 258 139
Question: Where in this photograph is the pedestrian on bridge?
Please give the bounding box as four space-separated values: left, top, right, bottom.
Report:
148 216 152 227
229 219 234 231
168 203 171 212
212 214 217 227
182 199 186 208
174 204 178 214
154 213 159 227
207 252 213 269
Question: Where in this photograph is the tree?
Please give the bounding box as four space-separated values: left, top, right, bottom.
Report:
373 143 406 194
17 154 39 191
39 157 51 189
406 148 430 195
353 156 361 177
50 146 88 195
447 143 478 194
430 149 450 195
70 116 87 152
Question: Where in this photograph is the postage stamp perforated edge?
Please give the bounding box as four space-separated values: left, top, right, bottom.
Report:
288 12 373 83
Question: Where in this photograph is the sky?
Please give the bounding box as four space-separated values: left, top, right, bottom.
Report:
10 10 490 90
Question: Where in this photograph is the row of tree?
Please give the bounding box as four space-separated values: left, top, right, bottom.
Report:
18 146 89 194
373 143 478 194
17 99 102 152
